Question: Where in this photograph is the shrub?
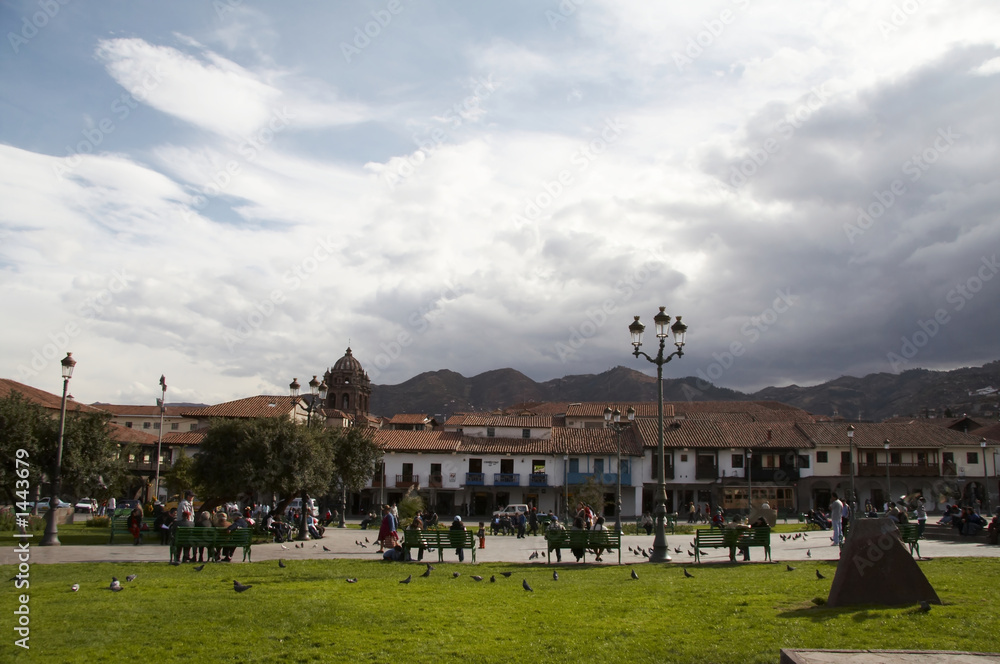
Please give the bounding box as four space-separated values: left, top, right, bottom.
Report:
86 516 110 528
397 487 425 523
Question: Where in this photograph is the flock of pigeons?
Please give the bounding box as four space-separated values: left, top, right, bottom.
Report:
57 529 850 598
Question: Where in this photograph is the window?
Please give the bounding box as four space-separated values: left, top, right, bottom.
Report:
840 451 850 464
967 452 979 464
731 454 744 468
522 428 530 439
143 422 151 429
569 458 580 473
532 459 545 473
680 454 688 463
500 459 514 473
943 452 954 463
153 422 160 429
798 454 810 468
890 452 901 464
816 451 828 463
171 423 179 430
469 458 482 473
342 394 350 410
190 423 198 431
594 459 604 475
402 463 413 479
125 421 133 428
487 427 495 437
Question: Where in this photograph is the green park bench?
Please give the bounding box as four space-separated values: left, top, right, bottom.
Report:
545 529 621 564
896 522 921 557
402 529 476 563
109 509 151 544
695 527 770 563
170 527 253 563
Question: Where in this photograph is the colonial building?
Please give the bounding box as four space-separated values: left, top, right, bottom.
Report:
322 347 371 424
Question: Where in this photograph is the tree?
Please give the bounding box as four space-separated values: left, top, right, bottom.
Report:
324 426 383 520
0 392 130 507
191 417 335 515
161 452 200 500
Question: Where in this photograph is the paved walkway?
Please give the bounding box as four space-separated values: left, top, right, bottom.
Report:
5 527 998 566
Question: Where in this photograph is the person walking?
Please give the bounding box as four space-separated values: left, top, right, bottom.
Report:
829 493 844 546
450 515 467 562
915 497 928 536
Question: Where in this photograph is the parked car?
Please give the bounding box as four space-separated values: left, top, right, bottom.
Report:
33 497 72 511
286 497 318 516
493 504 530 518
74 497 98 513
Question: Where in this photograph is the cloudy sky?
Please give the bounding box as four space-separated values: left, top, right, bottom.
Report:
2 1 999 407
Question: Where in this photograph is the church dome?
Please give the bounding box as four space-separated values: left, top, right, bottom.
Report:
332 347 364 374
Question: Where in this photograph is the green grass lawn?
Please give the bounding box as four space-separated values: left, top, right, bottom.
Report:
6 558 998 663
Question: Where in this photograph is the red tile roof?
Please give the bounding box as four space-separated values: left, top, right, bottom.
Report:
671 401 814 422
633 419 809 449
374 430 462 452
977 423 1000 443
460 415 554 428
181 396 297 419
565 402 674 418
0 379 107 414
163 431 207 446
798 421 988 449
458 436 557 455
388 414 432 425
552 427 643 455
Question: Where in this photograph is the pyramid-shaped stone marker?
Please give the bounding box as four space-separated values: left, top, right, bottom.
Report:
826 517 940 608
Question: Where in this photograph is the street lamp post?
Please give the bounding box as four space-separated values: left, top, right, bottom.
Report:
153 375 167 504
629 308 687 563
747 448 753 517
289 378 311 541
41 352 76 546
847 424 856 527
981 438 991 514
604 406 635 535
883 439 891 511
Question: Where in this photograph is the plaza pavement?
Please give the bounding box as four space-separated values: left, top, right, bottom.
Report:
4 524 998 567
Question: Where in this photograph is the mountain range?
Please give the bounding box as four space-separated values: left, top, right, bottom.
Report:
370 361 1000 422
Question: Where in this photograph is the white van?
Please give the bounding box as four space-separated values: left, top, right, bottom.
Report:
493 504 530 518
285 497 318 515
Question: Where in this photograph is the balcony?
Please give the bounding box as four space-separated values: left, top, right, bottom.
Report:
858 463 938 478
493 473 520 486
567 472 632 485
126 458 168 472
529 473 548 487
465 472 485 486
395 474 419 488
371 474 387 488
695 466 718 481
749 467 799 483
427 474 443 488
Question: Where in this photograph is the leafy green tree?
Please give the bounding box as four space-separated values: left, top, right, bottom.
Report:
161 452 200 500
191 417 335 515
0 392 129 507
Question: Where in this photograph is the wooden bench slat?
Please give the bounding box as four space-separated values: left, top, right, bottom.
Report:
544 530 622 564
695 527 770 563
402 530 476 563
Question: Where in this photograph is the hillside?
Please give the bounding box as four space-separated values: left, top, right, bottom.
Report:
369 361 1000 421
